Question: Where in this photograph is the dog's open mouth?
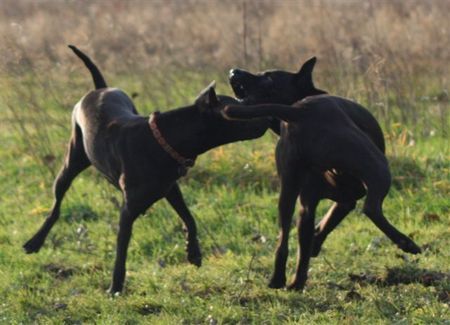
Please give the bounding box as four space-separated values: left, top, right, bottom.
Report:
230 80 246 98
230 80 248 100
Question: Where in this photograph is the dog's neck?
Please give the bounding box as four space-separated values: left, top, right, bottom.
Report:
150 106 211 161
149 112 196 168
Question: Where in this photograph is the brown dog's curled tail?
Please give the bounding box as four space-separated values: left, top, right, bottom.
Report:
224 104 300 122
68 45 107 89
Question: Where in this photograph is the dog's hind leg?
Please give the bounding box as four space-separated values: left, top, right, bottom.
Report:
269 177 299 289
23 124 90 253
165 183 202 267
311 201 356 257
362 175 421 254
287 180 320 291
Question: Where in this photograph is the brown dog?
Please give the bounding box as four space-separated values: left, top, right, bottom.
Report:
23 46 270 293
224 95 421 290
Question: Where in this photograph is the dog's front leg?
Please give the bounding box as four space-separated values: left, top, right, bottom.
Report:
109 203 139 294
269 178 299 289
165 183 202 267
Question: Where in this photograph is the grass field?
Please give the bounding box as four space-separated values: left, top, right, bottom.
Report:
1 76 449 323
0 1 449 324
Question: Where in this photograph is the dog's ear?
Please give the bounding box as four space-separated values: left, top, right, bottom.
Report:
295 56 327 95
296 56 317 88
195 81 219 111
297 56 317 76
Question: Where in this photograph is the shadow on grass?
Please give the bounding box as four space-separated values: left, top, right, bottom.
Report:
43 263 76 280
349 265 450 304
134 303 163 316
349 265 449 287
61 205 99 223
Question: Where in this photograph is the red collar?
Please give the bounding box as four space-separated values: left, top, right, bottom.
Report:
149 112 195 170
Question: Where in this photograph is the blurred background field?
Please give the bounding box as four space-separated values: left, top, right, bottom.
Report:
0 1 448 323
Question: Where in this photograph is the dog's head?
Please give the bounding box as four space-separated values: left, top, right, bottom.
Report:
229 57 326 105
192 82 270 151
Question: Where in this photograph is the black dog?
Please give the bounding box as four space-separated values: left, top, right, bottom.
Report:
229 58 387 257
224 97 421 290
23 46 269 293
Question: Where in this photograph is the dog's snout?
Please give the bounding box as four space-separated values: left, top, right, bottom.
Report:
229 68 243 79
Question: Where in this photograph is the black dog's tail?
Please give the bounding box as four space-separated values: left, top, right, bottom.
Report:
224 104 302 122
68 45 107 89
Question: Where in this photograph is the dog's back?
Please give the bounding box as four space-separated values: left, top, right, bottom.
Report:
280 96 389 183
72 88 144 183
295 95 385 151
76 88 138 123
225 94 388 179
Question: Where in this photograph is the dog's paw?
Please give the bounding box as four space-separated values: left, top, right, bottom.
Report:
107 284 124 296
398 239 422 255
286 280 306 292
268 276 286 289
186 244 202 267
23 238 43 254
106 288 122 297
187 253 202 267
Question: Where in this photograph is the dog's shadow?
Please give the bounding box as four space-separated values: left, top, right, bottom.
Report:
348 265 450 304
61 204 99 223
349 265 449 287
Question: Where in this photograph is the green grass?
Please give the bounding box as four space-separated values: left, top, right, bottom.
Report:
0 77 449 324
